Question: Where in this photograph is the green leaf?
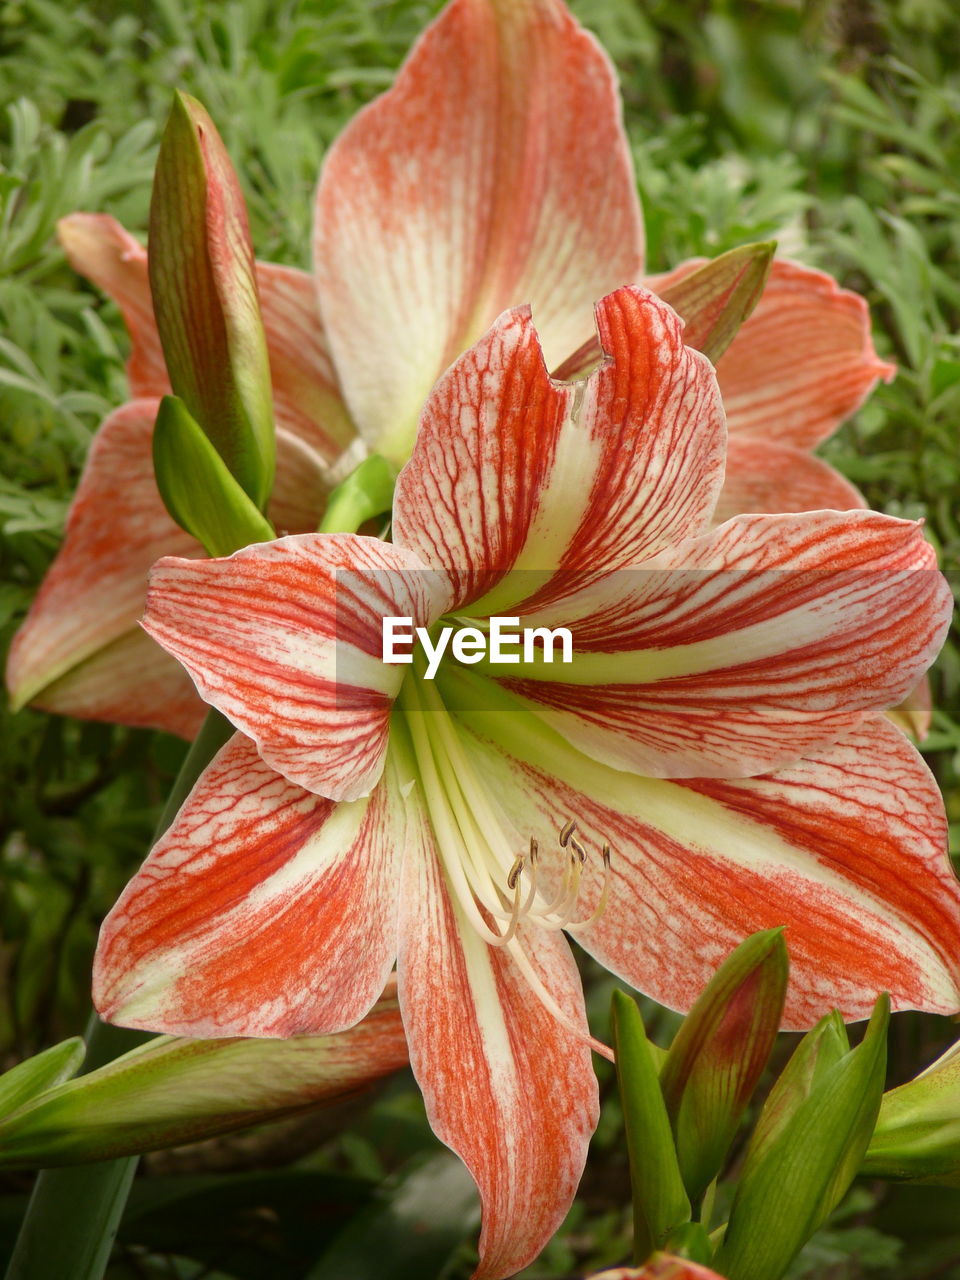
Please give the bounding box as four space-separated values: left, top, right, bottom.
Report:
714 994 890 1280
659 929 788 1202
746 1010 849 1170
305 1152 479 1280
149 91 275 508
0 994 407 1169
0 1039 85 1120
153 394 275 556
862 1036 960 1183
611 989 691 1263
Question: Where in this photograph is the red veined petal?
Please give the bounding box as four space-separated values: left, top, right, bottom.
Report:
492 511 951 779
397 792 597 1280
95 733 406 1037
715 436 866 522
58 213 168 397
590 1260 728 1280
6 400 202 735
314 0 643 462
6 401 331 737
394 286 724 611
454 703 960 1025
710 257 893 447
57 212 354 457
143 534 442 800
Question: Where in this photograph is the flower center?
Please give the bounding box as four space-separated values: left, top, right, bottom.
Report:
394 652 612 948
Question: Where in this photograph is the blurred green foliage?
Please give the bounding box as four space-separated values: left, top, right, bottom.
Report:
2 0 960 1276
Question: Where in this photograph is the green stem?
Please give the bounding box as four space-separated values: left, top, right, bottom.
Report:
4 709 233 1280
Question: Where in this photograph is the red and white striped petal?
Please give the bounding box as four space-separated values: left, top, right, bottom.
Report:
493 510 951 779
58 214 168 397
143 535 441 800
709 257 894 447
6 401 202 735
32 628 205 740
715 436 866 523
5 402 331 737
314 0 643 462
95 733 406 1037
394 286 724 612
397 792 597 1280
58 212 354 457
591 1262 728 1280
455 702 960 1025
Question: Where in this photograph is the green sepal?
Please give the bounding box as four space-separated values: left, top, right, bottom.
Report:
149 91 275 508
713 994 890 1280
658 241 776 363
659 929 788 1202
552 241 775 381
862 1036 960 1183
153 394 276 556
611 989 692 1263
318 453 398 534
0 1038 85 1120
746 1010 849 1170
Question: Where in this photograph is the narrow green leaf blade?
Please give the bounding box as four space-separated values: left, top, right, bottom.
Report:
714 994 890 1280
0 1040 85 1120
612 989 691 1262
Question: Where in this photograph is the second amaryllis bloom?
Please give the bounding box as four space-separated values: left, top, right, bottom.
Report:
94 287 958 1280
6 0 894 740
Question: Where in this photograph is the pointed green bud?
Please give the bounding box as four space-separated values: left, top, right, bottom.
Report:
0 996 408 1168
318 453 398 535
657 242 776 364
862 1036 960 1183
0 1039 85 1120
153 395 275 556
714 994 890 1280
746 1010 849 1169
149 91 275 508
659 929 788 1202
552 241 775 382
611 990 691 1262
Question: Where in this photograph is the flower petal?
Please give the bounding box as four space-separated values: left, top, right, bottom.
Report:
6 400 202 735
58 212 353 458
94 733 406 1037
714 436 866 522
707 257 894 447
58 214 168 397
453 698 960 1025
314 0 643 461
6 401 331 737
143 534 441 799
394 286 724 611
487 511 951 779
397 790 597 1280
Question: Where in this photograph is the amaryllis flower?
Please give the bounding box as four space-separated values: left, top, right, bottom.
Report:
7 0 892 739
95 287 959 1280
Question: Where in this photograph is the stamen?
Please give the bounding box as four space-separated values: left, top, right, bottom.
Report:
507 855 525 891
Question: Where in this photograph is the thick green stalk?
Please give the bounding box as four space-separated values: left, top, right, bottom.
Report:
4 709 233 1280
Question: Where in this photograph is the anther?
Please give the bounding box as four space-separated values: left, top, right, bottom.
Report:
507 856 525 891
558 819 577 847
